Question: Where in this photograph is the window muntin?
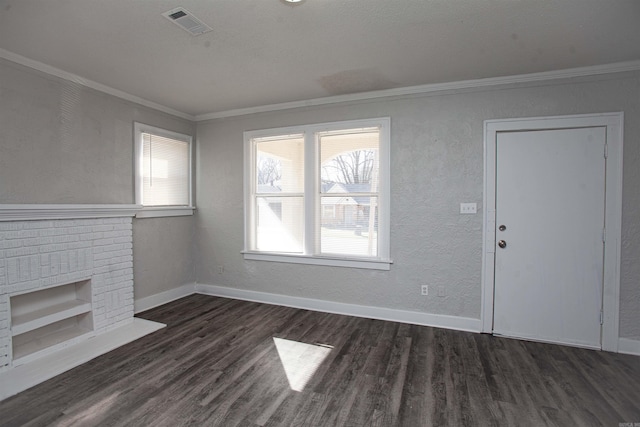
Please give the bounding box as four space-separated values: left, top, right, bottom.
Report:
134 123 193 217
244 118 390 268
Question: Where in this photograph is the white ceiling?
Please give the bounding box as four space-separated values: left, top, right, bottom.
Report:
1 0 639 117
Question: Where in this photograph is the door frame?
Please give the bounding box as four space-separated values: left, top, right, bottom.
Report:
481 112 624 352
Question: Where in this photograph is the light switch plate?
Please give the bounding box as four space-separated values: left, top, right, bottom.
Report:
460 203 477 214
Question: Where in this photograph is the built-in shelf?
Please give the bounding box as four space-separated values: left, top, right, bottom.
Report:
11 300 92 337
12 319 93 362
10 280 94 362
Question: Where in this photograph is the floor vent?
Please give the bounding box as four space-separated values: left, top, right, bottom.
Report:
162 7 212 36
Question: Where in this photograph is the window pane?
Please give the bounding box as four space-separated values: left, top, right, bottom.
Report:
320 129 379 190
320 196 378 257
256 196 304 253
142 133 189 206
256 136 304 193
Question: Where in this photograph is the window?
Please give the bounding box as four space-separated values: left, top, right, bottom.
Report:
244 118 391 270
134 123 194 218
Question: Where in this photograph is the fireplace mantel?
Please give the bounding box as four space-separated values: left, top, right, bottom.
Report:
0 204 141 222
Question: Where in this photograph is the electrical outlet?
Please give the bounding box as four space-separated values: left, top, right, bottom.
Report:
437 286 446 297
218 265 224 274
460 203 477 214
421 285 428 295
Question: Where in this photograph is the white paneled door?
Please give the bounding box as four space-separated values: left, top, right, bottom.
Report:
493 127 607 348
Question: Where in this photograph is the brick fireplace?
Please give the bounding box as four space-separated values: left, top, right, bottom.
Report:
0 205 142 374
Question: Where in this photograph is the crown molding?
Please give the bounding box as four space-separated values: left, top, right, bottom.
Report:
3 47 638 123
0 48 195 121
196 60 640 121
0 204 141 222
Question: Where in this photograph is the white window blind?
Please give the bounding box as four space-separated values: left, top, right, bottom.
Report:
142 132 190 206
134 122 193 217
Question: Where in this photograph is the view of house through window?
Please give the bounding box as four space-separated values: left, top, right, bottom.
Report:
319 129 379 257
246 118 390 267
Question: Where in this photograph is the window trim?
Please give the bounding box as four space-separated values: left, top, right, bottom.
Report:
134 122 194 218
243 117 391 270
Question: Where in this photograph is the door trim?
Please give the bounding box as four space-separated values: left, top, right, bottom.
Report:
481 112 624 352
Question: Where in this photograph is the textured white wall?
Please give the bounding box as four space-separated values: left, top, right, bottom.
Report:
132 216 195 300
195 73 640 340
0 58 196 301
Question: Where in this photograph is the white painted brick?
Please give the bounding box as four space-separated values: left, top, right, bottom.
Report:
23 221 54 230
40 265 51 278
29 255 40 280
66 226 94 235
60 252 69 274
52 235 80 244
94 238 115 247
3 230 39 239
37 228 66 237
55 220 81 228
5 247 39 258
112 229 132 237
39 243 69 254
1 216 134 367
6 259 18 285
23 237 56 247
102 218 126 225
0 240 23 250
92 225 115 233
0 223 23 231
0 241 14 251
101 244 125 253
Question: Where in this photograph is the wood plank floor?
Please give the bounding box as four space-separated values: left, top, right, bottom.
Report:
1 294 639 426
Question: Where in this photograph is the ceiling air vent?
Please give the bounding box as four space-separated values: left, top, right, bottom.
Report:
162 7 212 36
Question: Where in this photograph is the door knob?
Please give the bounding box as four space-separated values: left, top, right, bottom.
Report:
498 240 507 249
499 225 506 231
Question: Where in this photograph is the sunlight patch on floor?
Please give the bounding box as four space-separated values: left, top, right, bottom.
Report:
62 391 121 424
273 337 332 392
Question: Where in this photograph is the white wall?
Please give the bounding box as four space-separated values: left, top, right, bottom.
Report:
195 72 640 340
0 58 196 301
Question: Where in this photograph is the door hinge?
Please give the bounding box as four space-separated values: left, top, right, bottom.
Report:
600 311 604 325
604 142 609 159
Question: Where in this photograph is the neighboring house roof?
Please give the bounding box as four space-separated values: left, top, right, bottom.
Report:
322 182 372 206
257 184 282 193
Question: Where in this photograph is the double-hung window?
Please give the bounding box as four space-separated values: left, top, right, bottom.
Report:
244 118 391 270
134 122 194 218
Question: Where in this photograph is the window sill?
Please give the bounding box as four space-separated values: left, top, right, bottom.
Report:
135 206 195 219
242 251 392 271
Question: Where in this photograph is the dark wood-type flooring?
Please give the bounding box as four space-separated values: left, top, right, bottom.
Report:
1 294 639 426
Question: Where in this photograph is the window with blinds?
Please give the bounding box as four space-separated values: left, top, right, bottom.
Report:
134 123 193 215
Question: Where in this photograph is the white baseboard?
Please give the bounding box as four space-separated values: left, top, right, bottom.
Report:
195 283 481 333
618 337 640 356
134 283 196 313
0 318 165 401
